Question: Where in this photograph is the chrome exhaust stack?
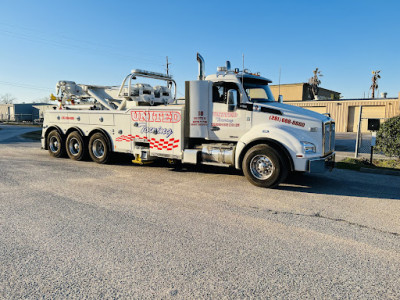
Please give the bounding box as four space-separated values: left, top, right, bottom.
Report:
197 53 205 80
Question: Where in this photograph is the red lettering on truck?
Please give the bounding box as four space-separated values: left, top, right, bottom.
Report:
131 111 181 123
269 115 305 127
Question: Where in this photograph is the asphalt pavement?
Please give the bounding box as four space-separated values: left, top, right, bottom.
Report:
1 125 399 299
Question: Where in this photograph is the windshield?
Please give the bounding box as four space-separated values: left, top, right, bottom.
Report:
243 82 275 103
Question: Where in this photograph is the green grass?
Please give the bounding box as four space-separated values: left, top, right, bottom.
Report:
336 157 400 171
20 130 42 141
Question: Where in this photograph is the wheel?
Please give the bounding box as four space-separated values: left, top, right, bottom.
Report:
47 130 66 158
88 133 110 164
66 131 86 161
242 144 286 188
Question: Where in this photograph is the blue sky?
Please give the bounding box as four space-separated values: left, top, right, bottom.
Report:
0 0 399 102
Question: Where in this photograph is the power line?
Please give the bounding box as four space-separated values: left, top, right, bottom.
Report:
0 29 163 66
0 80 52 92
0 21 167 62
0 23 167 67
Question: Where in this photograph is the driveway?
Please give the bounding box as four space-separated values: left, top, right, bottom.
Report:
0 125 399 298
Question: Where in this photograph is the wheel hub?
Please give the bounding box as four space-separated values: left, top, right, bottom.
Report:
69 137 80 155
92 139 105 158
257 161 268 172
250 155 275 180
49 137 59 152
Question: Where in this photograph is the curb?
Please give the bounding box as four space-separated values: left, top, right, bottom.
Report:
360 167 400 176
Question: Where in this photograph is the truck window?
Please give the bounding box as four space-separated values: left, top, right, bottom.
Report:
243 82 275 103
212 82 240 104
212 85 225 103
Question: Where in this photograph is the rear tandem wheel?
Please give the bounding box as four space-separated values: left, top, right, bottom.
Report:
88 132 111 164
66 131 86 161
47 130 66 158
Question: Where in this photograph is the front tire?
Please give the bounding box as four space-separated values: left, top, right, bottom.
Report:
88 133 110 164
242 144 285 188
47 130 65 158
66 131 86 161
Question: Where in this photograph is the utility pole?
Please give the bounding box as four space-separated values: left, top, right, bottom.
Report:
166 56 171 76
166 56 172 90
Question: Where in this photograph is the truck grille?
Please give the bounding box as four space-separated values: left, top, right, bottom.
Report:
323 121 335 155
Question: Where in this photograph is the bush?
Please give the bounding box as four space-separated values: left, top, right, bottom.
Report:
376 116 400 158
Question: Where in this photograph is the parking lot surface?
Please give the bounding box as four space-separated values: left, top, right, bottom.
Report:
1 125 400 298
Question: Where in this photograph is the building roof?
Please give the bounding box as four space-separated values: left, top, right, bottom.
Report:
288 97 398 103
269 82 340 94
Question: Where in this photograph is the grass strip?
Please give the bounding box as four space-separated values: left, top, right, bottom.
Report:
336 157 400 172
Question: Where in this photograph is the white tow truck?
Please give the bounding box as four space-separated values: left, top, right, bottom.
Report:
41 53 335 188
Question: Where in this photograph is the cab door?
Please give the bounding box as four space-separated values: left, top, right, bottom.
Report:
208 81 250 141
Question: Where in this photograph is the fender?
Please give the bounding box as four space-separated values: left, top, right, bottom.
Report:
44 125 63 136
235 124 303 169
65 126 85 137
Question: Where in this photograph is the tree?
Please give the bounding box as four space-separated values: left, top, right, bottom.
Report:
370 70 381 98
0 93 16 104
308 68 323 100
376 116 400 158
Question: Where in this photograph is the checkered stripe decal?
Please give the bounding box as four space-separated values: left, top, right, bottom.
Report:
115 134 145 142
115 134 179 151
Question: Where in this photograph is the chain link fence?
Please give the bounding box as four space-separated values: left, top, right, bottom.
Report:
357 118 387 153
354 107 389 157
0 113 44 124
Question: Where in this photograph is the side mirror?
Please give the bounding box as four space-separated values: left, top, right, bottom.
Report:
227 89 237 112
278 95 283 103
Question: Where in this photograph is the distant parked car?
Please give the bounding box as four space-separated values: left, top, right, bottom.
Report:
33 118 44 125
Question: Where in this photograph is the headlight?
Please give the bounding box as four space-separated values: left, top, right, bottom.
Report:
301 141 316 154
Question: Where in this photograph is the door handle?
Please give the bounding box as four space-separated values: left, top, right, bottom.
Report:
211 126 220 131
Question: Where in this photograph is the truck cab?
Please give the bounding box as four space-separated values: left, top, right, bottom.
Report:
183 55 335 187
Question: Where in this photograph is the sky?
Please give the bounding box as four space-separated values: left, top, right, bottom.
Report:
0 0 399 103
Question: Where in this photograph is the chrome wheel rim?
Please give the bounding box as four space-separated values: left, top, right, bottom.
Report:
92 139 105 158
69 137 80 156
49 136 59 153
250 155 275 180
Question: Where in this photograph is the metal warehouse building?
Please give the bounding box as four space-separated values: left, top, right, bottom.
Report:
270 84 400 132
287 97 400 132
0 103 55 122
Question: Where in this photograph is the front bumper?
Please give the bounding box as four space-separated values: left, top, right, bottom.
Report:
308 152 335 173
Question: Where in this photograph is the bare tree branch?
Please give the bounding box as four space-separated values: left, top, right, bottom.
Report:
0 93 16 104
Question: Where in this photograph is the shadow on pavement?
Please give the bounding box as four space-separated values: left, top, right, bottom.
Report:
111 153 243 176
279 171 400 200
112 153 400 200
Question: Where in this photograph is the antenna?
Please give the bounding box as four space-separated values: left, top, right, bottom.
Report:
278 67 281 96
242 53 244 87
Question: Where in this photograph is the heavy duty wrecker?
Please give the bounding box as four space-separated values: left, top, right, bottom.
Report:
41 53 335 188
